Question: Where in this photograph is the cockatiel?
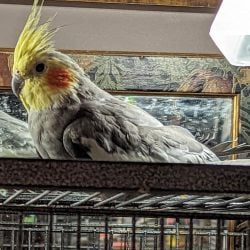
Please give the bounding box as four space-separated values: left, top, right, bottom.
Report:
11 0 219 163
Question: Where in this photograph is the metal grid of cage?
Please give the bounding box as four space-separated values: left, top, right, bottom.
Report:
0 212 249 250
0 189 249 217
0 189 249 249
0 158 248 249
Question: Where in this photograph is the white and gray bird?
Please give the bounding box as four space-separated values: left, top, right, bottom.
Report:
10 0 220 163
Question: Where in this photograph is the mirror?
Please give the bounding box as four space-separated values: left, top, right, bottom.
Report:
0 50 245 163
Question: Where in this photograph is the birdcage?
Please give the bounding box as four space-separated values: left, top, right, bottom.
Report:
0 62 249 250
0 26 250 249
0 158 248 250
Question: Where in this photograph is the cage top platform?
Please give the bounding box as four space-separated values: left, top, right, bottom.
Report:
0 158 249 219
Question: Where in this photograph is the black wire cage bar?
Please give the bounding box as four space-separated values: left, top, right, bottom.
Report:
0 158 249 250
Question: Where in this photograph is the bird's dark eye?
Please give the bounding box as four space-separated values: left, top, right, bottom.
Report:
35 63 45 73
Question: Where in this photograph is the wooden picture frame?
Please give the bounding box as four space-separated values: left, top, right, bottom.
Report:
0 0 221 11
0 48 247 160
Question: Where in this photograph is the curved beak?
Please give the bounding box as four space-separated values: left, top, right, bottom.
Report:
11 74 24 97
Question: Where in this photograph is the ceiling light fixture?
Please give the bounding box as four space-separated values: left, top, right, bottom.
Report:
210 0 250 66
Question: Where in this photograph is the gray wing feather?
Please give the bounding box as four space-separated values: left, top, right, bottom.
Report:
139 126 219 163
63 104 219 163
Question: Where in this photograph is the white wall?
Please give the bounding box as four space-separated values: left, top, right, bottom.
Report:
0 4 220 54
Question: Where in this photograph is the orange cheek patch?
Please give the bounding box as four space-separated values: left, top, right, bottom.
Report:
46 67 72 89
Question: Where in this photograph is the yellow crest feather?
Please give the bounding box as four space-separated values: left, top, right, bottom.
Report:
13 0 56 73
